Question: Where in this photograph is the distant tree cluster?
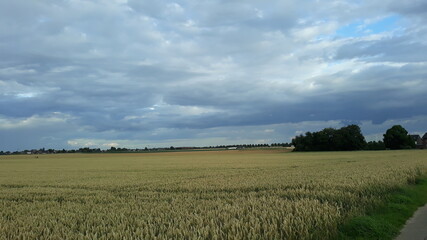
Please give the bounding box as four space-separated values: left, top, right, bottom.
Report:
292 125 366 151
292 124 417 151
383 125 415 149
79 147 102 153
108 147 131 152
205 143 291 149
271 143 293 147
365 141 386 150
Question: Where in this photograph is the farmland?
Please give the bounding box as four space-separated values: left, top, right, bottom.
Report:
0 150 426 239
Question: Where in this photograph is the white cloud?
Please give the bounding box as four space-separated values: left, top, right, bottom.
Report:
0 113 73 130
0 67 36 75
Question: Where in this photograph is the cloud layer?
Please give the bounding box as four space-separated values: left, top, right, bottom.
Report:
1 0 426 150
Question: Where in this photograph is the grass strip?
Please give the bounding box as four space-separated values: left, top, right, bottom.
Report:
336 176 427 240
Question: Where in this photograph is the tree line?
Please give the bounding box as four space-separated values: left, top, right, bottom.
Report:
1 125 417 155
0 143 293 155
292 125 416 151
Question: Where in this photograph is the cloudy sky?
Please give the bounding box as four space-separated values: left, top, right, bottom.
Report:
1 0 427 150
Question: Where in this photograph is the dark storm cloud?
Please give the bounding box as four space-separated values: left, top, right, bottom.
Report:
1 0 426 150
163 88 425 129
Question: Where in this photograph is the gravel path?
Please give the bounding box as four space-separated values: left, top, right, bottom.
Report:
395 204 427 240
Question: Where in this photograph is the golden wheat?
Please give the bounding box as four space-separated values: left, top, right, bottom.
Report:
0 150 425 239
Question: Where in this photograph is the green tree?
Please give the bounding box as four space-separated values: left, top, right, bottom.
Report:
365 141 386 150
383 125 415 149
292 125 366 151
335 125 366 150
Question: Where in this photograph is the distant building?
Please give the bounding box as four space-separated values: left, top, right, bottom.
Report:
423 133 427 149
410 135 423 149
411 133 427 149
227 147 237 150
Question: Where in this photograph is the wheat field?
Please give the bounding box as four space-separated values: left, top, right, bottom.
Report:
0 150 426 239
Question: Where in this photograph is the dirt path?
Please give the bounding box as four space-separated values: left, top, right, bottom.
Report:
395 204 427 240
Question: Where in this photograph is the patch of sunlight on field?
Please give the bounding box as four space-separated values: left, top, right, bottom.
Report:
0 150 426 239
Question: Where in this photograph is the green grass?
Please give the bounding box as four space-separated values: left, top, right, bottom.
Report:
337 174 427 240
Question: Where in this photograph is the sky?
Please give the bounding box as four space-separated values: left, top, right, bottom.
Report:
1 0 427 151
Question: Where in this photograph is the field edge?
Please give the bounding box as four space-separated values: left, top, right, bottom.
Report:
336 174 427 240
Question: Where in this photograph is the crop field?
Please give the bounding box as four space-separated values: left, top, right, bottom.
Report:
0 150 426 239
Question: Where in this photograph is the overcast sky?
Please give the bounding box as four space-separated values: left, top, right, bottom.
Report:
1 0 427 150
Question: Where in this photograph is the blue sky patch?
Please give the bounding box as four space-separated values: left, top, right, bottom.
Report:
336 15 400 38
